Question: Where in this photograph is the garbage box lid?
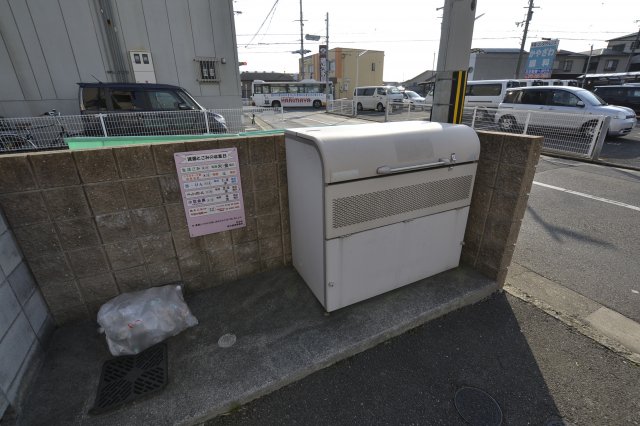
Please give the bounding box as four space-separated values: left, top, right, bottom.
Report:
285 121 480 184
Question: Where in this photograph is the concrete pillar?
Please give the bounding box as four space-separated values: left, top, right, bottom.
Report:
431 0 477 124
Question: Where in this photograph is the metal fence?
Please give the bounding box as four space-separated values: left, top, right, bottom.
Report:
462 107 607 160
326 99 355 116
327 99 431 122
0 107 280 153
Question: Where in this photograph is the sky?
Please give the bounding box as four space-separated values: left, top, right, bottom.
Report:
233 0 639 82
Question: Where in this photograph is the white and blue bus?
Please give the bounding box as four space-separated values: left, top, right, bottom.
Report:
251 79 332 108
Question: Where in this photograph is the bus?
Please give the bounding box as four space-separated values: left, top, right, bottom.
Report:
251 79 332 108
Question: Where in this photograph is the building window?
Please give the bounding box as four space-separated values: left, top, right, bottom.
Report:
604 59 619 71
632 40 640 51
371 63 376 71
611 44 625 52
195 57 219 82
563 60 573 72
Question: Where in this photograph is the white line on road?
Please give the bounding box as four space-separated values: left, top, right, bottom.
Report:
532 181 640 212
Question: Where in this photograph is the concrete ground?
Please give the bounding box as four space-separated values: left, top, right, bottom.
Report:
205 291 640 426
11 266 498 425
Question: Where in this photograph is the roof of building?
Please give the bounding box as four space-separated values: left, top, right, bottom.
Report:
578 48 629 56
606 32 640 42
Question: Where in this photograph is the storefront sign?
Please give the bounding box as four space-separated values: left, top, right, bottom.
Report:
524 39 560 79
174 148 246 237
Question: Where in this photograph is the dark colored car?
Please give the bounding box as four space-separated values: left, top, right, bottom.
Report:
78 82 227 136
592 85 640 116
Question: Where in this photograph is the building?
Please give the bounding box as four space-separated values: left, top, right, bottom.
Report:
579 48 630 74
468 48 524 80
605 32 640 72
402 70 437 96
0 0 242 117
551 50 589 79
301 48 384 99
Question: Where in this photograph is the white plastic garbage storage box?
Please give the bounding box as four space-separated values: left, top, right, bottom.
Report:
285 121 480 311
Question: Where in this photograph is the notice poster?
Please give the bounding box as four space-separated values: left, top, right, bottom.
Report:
174 148 246 237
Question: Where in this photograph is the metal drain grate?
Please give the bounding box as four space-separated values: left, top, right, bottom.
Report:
90 343 168 414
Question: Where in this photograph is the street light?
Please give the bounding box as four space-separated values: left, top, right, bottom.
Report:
354 50 368 116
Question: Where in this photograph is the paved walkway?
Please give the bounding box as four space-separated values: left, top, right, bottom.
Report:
206 291 640 425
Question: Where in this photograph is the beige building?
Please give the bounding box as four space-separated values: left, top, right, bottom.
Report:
301 48 384 99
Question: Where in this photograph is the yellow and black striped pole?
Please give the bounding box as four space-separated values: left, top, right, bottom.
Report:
448 70 468 124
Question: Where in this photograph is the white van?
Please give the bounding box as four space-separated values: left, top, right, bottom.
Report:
353 86 404 112
464 79 521 109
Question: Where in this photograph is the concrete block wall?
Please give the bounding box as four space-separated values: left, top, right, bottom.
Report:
462 131 543 286
0 131 541 331
0 136 290 326
0 210 54 419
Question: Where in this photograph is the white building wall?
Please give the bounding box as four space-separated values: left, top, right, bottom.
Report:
0 0 241 117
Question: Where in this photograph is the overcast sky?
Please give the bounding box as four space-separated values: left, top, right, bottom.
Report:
233 0 639 81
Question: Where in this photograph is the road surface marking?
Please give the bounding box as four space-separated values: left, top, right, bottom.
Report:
532 181 640 212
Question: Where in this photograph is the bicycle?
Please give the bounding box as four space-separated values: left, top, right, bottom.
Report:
0 110 84 152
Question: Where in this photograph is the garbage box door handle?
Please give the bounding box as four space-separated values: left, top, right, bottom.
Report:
377 160 448 175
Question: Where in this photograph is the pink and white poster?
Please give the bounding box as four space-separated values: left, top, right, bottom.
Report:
174 148 246 237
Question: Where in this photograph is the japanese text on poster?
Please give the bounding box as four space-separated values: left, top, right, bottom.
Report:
174 148 246 237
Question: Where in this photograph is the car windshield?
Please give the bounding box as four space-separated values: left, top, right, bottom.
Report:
578 90 607 106
388 87 401 94
405 91 421 99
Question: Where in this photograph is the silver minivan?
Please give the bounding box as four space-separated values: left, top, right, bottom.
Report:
495 86 636 137
353 86 404 112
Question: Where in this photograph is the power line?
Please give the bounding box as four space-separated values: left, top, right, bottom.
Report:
244 0 279 48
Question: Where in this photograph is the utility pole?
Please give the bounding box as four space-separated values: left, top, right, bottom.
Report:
299 0 304 79
326 12 331 98
582 44 593 88
626 22 640 72
514 0 536 78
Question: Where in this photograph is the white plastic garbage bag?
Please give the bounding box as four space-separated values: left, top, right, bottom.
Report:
97 284 198 356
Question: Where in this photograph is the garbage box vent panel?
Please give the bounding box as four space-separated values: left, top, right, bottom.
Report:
332 174 473 229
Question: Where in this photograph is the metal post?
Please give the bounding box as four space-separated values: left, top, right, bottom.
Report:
470 107 477 128
203 110 211 133
98 114 108 136
590 116 610 160
582 45 593 88
385 100 389 122
523 112 531 134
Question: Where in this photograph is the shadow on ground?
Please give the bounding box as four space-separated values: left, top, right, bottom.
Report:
207 292 640 425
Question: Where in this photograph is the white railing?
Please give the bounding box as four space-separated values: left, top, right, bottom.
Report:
463 107 608 160
326 99 355 116
0 107 280 153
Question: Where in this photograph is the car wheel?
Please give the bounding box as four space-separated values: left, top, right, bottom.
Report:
272 101 281 108
312 100 322 109
498 115 519 132
581 120 599 139
357 103 363 112
376 102 385 112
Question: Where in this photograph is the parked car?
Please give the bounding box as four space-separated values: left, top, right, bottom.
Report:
464 79 522 109
402 90 429 110
78 82 227 136
353 86 404 112
495 86 637 138
592 85 640 116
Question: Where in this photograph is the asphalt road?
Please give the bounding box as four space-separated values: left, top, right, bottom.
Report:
515 156 640 322
259 108 640 323
206 293 640 425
